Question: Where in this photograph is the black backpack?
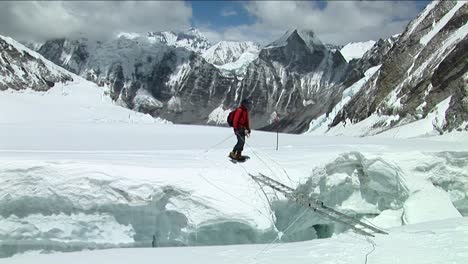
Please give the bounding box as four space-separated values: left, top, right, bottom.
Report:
227 109 236 127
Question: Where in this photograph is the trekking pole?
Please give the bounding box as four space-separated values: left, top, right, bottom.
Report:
276 128 279 151
274 114 279 151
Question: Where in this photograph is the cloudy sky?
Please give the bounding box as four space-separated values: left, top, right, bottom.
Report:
0 0 430 45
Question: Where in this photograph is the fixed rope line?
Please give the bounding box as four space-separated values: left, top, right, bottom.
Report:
250 173 388 237
251 207 309 263
244 140 294 187
242 138 281 182
193 133 280 229
201 133 234 154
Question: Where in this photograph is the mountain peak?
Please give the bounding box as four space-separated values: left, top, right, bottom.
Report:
186 27 203 37
202 40 261 75
266 29 324 51
145 28 211 53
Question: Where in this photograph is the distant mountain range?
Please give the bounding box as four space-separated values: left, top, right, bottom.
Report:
1 0 466 136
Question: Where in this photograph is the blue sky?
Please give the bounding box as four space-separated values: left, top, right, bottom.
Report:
190 1 431 29
0 1 433 45
188 0 432 45
190 1 256 29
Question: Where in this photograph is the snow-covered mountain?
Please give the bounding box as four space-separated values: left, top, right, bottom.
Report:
116 28 211 54
22 41 44 51
146 27 211 53
0 36 72 91
36 28 350 129
203 41 260 66
266 29 325 51
340 40 376 62
37 32 238 124
27 1 468 136
240 29 349 131
0 34 165 124
324 43 343 51
325 0 468 136
202 41 260 76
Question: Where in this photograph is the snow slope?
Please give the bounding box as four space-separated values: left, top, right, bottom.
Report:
340 40 376 62
0 35 73 91
307 65 381 134
0 79 166 124
2 217 467 264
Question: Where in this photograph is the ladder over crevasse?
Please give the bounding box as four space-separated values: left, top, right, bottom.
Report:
250 173 388 237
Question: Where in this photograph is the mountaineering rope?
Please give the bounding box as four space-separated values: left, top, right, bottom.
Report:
251 207 310 263
311 210 378 264
197 172 274 226
244 140 294 187
195 131 320 262
195 131 384 262
364 236 376 264
195 133 278 226
200 133 234 154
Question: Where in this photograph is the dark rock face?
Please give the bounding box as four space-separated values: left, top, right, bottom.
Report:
33 1 467 136
152 55 239 124
38 34 238 125
38 38 90 75
330 1 468 134
37 29 349 131
0 36 72 91
342 36 398 88
236 30 349 131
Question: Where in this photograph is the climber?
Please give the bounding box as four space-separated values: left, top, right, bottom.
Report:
228 98 252 161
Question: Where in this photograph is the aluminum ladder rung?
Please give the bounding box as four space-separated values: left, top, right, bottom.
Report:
249 173 388 237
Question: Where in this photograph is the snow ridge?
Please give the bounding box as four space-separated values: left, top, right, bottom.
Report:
419 1 466 46
340 40 376 62
266 29 324 51
146 27 211 53
202 41 260 76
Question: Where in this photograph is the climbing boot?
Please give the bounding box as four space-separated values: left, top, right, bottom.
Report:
236 151 245 161
229 151 237 160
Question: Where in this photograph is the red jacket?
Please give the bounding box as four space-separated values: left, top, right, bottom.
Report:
233 105 250 131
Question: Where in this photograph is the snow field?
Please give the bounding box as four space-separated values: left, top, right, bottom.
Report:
1 69 468 261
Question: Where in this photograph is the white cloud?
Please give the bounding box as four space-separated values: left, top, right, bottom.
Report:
0 1 192 42
199 27 224 44
218 1 422 45
0 0 425 46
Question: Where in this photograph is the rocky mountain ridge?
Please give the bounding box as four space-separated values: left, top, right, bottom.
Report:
2 1 466 136
326 0 467 136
